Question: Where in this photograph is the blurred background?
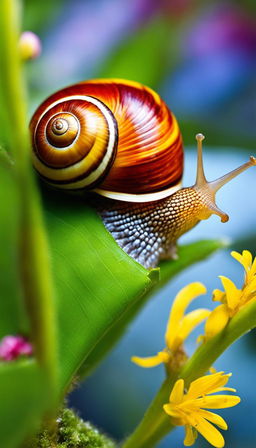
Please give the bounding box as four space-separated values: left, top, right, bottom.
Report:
24 0 256 446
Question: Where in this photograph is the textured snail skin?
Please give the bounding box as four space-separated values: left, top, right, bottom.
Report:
100 188 209 269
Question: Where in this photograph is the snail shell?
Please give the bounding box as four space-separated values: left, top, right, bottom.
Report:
30 79 183 202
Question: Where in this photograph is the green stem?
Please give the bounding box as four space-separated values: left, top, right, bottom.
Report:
0 0 58 396
123 299 256 448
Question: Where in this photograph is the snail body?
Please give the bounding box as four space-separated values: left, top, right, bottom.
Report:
30 79 256 268
100 187 207 268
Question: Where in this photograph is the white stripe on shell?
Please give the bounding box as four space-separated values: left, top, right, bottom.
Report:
34 95 117 187
93 182 182 202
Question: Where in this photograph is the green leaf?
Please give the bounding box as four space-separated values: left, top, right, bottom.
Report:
43 189 225 391
98 16 171 89
78 239 226 378
43 191 156 392
0 360 49 448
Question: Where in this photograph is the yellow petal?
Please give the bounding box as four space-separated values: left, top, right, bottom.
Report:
210 387 237 394
196 395 241 409
198 409 228 430
187 372 231 399
176 309 211 348
231 250 256 284
163 403 181 418
248 275 256 290
219 276 241 310
131 351 169 368
242 250 253 267
204 305 230 340
184 425 197 446
243 276 256 299
165 283 207 350
192 415 225 448
231 250 252 272
250 256 256 279
169 378 184 404
212 289 226 303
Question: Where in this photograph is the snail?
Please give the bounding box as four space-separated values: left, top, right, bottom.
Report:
30 79 256 269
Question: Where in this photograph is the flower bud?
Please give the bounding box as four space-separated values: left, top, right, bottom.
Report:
19 31 41 60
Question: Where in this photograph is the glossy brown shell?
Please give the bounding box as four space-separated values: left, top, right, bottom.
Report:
30 79 183 201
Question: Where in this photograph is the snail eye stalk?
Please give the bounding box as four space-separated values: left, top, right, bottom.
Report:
193 133 256 223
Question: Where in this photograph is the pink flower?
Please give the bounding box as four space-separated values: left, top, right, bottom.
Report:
0 335 33 361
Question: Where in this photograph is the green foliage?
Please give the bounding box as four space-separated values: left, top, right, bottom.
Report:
36 408 116 448
0 360 49 448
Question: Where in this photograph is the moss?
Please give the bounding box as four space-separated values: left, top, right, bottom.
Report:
35 408 116 448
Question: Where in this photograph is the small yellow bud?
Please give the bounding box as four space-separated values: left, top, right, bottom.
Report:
19 31 41 61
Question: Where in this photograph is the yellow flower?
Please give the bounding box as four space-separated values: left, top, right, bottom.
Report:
163 371 240 448
132 283 209 370
203 250 256 340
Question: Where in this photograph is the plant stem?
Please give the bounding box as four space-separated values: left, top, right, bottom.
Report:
122 299 256 448
0 0 58 397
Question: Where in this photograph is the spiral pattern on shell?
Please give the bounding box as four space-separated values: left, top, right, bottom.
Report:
30 79 183 201
31 95 118 189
